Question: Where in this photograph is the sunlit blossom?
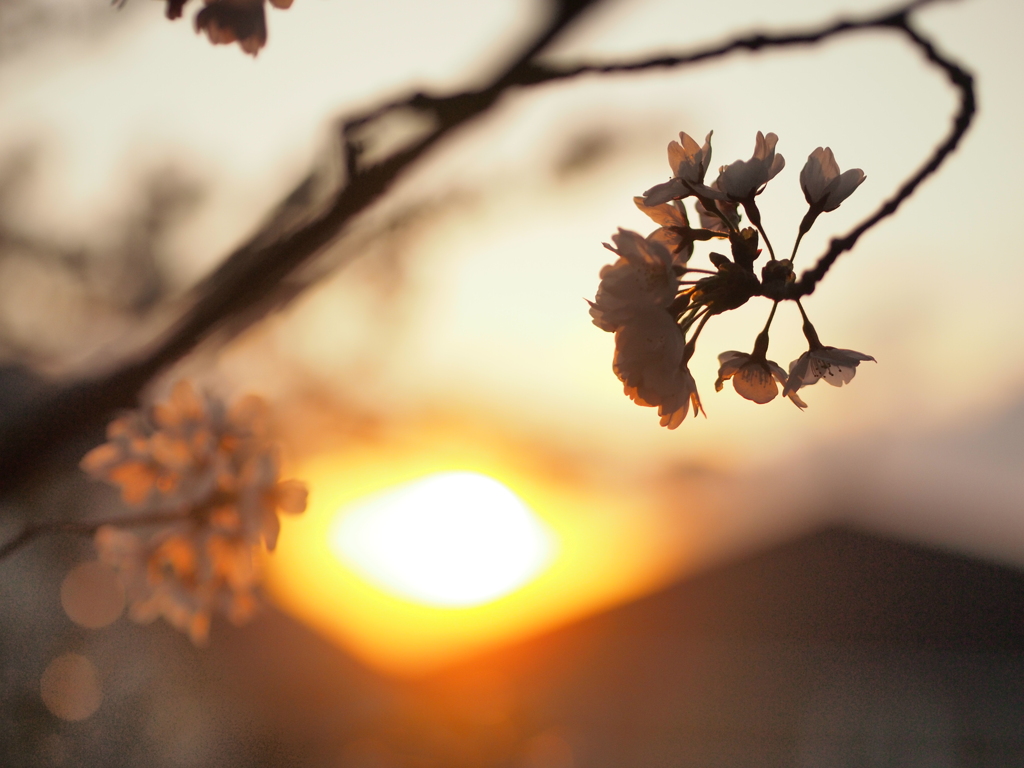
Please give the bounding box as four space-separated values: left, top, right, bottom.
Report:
612 311 703 429
695 183 740 233
783 346 876 398
81 381 307 643
93 525 259 644
589 228 679 332
800 147 865 212
715 350 806 408
715 131 786 201
643 131 717 206
626 195 724 264
161 0 295 56
592 127 873 427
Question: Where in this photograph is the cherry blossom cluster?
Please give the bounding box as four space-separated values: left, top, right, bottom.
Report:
590 130 875 428
80 381 307 644
156 0 294 56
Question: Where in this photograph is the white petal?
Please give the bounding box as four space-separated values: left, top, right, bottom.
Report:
820 364 857 387
785 352 816 394
716 160 759 199
699 131 714 178
667 140 685 175
733 365 779 404
816 347 874 366
787 390 809 409
643 179 686 206
717 350 748 366
818 147 839 179
800 148 829 204
766 359 788 384
714 351 747 391
823 169 866 211
836 347 875 363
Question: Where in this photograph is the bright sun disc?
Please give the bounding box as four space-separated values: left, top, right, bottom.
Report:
328 472 556 607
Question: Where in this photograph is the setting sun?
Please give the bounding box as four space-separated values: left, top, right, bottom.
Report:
328 471 555 607
264 425 692 675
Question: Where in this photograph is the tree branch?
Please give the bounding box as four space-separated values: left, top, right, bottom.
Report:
511 0 974 300
0 0 606 498
786 17 975 298
0 0 972 499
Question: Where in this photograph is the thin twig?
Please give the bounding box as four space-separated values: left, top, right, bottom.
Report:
520 0 944 81
0 511 189 560
512 2 974 300
0 0 606 495
786 18 975 298
0 0 972 498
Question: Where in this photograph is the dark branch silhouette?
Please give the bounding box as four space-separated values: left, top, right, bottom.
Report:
508 1 974 300
0 0 973 513
786 16 975 298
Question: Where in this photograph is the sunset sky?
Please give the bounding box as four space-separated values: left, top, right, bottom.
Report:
1 0 1022 669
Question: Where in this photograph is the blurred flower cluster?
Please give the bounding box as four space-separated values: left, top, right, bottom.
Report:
81 381 307 643
158 0 294 56
590 130 874 428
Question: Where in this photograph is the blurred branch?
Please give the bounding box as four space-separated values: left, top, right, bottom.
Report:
0 0 121 62
0 510 188 561
0 0 972 498
0 162 201 379
0 170 195 316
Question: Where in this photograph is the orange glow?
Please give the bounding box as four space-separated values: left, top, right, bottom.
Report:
264 426 691 676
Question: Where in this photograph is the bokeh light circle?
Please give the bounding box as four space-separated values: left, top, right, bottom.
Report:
40 653 102 721
60 561 125 629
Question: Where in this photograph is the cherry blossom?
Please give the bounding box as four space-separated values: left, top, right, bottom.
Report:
81 381 307 643
589 228 679 332
592 128 873 427
715 350 807 408
715 131 785 201
800 147 865 212
160 0 295 56
612 311 703 429
784 346 876 397
642 131 717 205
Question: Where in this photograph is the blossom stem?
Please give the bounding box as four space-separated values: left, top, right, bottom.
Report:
761 300 779 334
685 311 714 353
790 229 806 262
696 195 739 234
795 299 811 325
792 208 819 262
751 301 779 358
795 300 823 348
742 199 777 261
755 222 777 261
0 511 191 562
679 305 709 334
